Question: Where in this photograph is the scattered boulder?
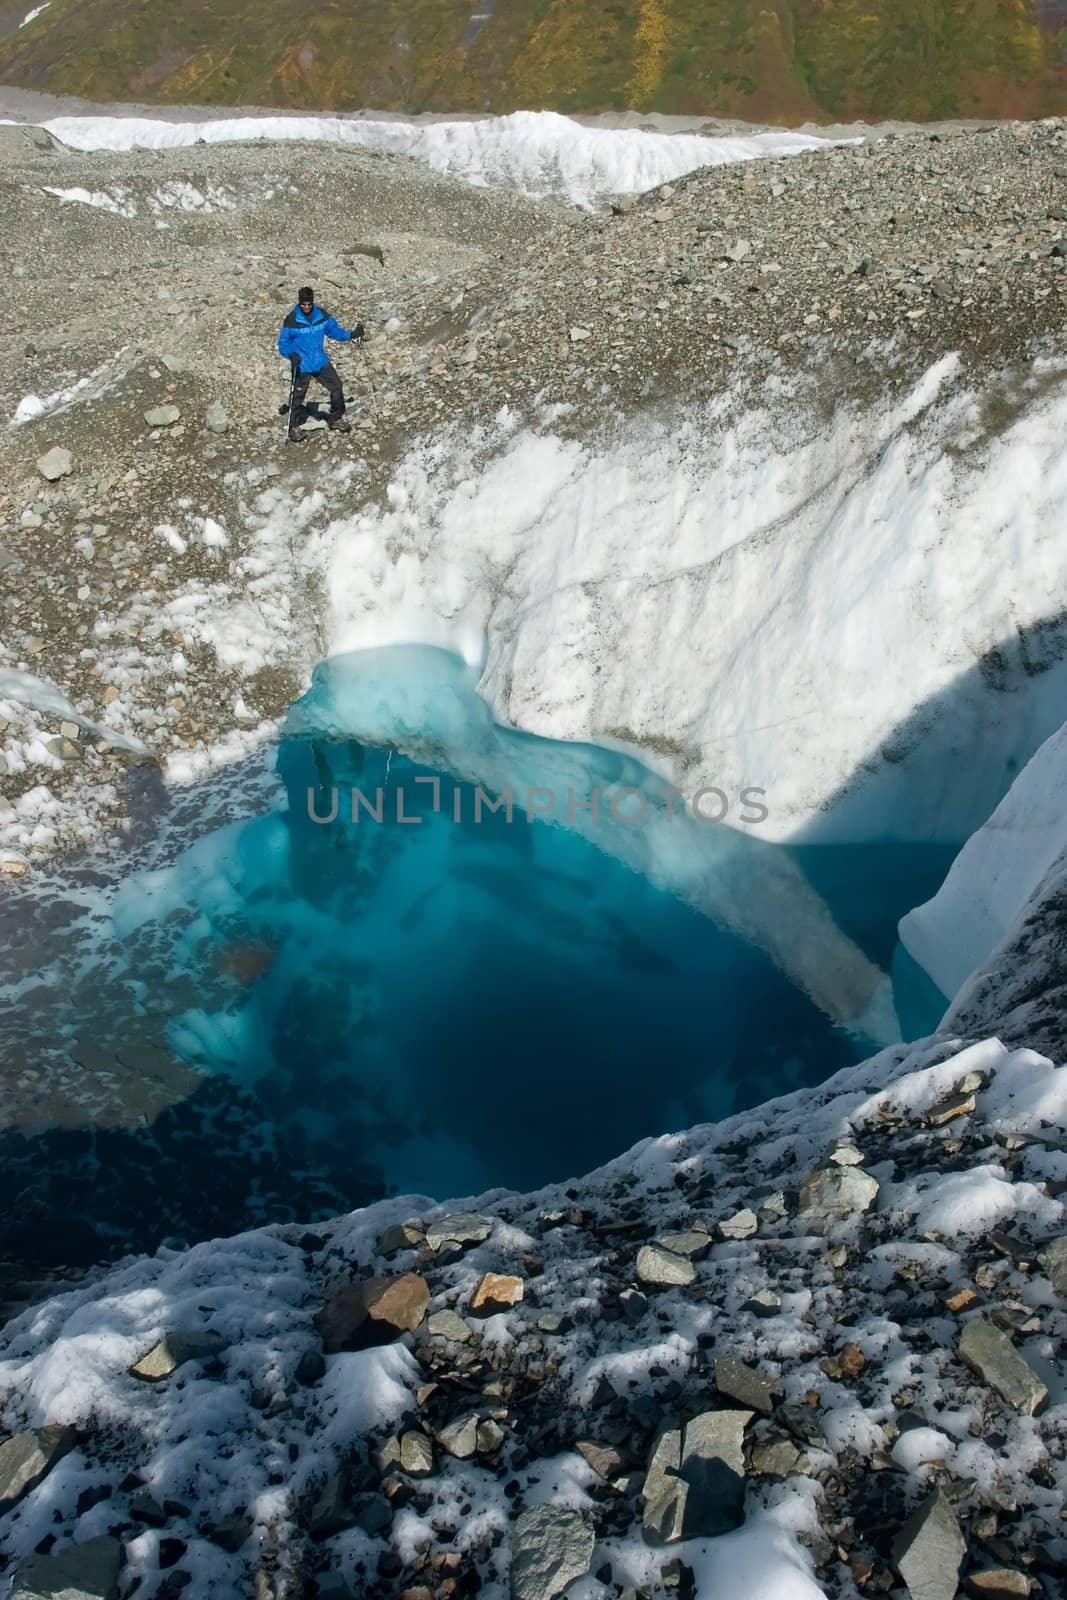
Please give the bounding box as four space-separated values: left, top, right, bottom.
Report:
1037 1234 1067 1295
315 1272 430 1352
966 1569 1032 1598
958 1319 1048 1415
510 1505 594 1600
425 1213 492 1251
426 1308 473 1343
797 1165 879 1232
643 1410 752 1543
204 402 230 434
36 446 72 481
378 1222 425 1257
749 1434 803 1478
0 1425 76 1512
129 1329 226 1381
657 1228 712 1260
144 405 181 427
718 1207 758 1240
636 1243 695 1287
470 1273 524 1316
892 1487 966 1600
437 1416 479 1459
714 1355 781 1416
12 1535 121 1600
575 1439 627 1479
477 1418 505 1454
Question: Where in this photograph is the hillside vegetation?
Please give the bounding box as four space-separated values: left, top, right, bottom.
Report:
0 0 1065 122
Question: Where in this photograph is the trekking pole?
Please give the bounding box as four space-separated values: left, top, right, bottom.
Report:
283 358 298 442
357 334 380 420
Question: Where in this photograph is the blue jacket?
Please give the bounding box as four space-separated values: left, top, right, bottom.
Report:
278 303 353 373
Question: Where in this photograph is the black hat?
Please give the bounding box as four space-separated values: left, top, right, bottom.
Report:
298 286 314 302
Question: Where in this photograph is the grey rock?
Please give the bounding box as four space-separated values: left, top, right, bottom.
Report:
1037 1234 1067 1295
643 1409 751 1544
353 1492 392 1536
308 1471 354 1539
377 1221 424 1256
510 1505 594 1600
129 1328 226 1380
0 1425 76 1512
746 1288 782 1317
749 1435 803 1477
718 1207 759 1240
714 1355 781 1416
144 404 181 427
725 239 752 261
437 1416 479 1459
619 1287 648 1323
427 1308 473 1343
399 1429 434 1475
958 1319 1048 1415
205 1513 252 1552
798 1165 880 1232
636 1243 695 1287
657 1229 712 1260
12 1535 121 1599
46 736 81 762
425 1212 492 1250
204 402 230 434
892 1487 966 1600
36 447 73 481
476 1418 505 1453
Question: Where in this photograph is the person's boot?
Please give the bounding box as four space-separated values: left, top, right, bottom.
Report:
288 426 306 443
328 415 351 434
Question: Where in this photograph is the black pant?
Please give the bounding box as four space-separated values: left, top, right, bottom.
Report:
292 361 344 422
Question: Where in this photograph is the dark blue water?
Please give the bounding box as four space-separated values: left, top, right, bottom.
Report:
107 647 954 1204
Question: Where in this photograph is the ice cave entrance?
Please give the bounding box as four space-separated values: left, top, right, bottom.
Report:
115 646 955 1203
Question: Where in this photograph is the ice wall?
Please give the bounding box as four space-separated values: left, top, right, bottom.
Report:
321 357 1067 847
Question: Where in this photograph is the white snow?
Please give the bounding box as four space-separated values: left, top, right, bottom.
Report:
41 184 136 217
0 668 148 755
35 109 836 208
18 1 51 24
900 720 1067 1004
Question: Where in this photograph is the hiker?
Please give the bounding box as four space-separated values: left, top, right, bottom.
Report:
279 286 364 442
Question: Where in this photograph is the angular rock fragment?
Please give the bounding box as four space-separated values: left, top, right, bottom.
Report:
798 1165 879 1232
0 1425 76 1512
427 1308 473 1343
714 1354 781 1416
510 1505 594 1600
749 1435 803 1477
308 1472 354 1540
1037 1234 1067 1295
892 1487 966 1600
477 1418 505 1453
425 1212 492 1251
437 1416 479 1459
746 1288 781 1317
958 1319 1048 1415
575 1439 627 1479
636 1243 695 1287
471 1273 524 1316
718 1207 758 1240
129 1329 226 1381
378 1222 425 1257
643 1409 751 1543
144 404 181 427
315 1273 430 1352
966 1569 1032 1598
656 1229 712 1260
36 447 72 481
12 1535 121 1600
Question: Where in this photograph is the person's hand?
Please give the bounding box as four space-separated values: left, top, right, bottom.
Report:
353 323 365 341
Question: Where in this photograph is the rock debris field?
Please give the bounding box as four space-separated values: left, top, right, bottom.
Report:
0 1033 1064 1598
3 116 1067 859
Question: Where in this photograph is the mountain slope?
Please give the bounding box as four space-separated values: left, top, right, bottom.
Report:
1 0 1066 122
